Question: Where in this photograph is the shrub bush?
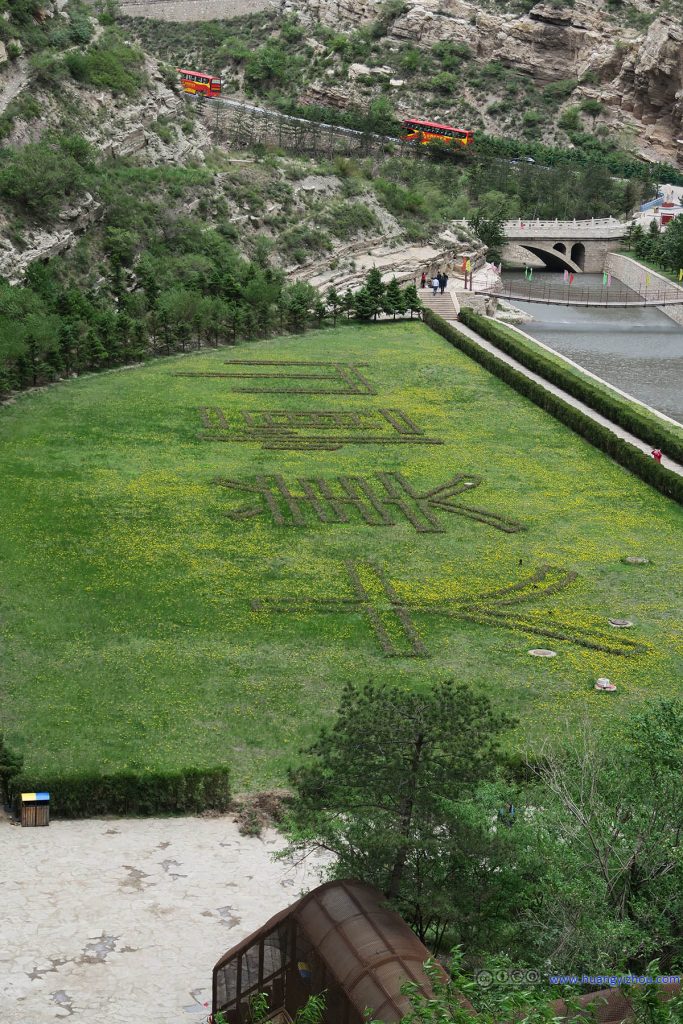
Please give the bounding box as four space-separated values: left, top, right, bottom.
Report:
424 308 683 506
320 200 380 240
458 309 683 466
9 766 231 817
0 139 85 219
65 33 146 96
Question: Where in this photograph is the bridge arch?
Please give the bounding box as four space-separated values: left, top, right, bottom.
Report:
571 242 585 270
516 243 583 274
553 242 566 254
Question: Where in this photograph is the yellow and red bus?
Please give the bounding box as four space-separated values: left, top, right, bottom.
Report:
178 69 222 98
402 118 474 147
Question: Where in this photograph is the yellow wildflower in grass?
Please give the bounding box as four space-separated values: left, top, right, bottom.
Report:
0 320 681 788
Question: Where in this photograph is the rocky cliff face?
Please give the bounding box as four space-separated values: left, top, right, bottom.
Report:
281 0 683 165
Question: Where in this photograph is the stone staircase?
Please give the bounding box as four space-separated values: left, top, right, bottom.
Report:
419 287 460 322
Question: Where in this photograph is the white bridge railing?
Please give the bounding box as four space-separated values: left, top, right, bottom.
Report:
503 217 627 240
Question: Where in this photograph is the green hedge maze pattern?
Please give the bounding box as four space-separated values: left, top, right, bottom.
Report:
252 561 647 658
199 407 444 452
177 360 377 395
214 472 527 535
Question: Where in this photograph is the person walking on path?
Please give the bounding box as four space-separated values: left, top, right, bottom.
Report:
652 447 662 463
432 275 440 296
420 271 427 289
440 272 449 295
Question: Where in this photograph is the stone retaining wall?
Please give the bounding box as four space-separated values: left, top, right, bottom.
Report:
604 252 683 326
115 0 271 20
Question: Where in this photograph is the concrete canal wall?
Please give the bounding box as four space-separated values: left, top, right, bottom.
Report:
605 252 683 326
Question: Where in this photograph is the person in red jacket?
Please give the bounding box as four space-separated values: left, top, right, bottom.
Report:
651 448 662 463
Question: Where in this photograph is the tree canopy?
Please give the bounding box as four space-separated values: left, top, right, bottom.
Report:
283 679 514 945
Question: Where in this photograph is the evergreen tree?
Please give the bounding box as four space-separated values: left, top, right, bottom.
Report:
342 288 355 319
365 267 385 319
353 287 376 321
661 217 683 274
383 277 404 319
0 733 23 806
84 329 108 370
326 286 342 326
402 282 422 319
58 320 78 374
283 680 513 943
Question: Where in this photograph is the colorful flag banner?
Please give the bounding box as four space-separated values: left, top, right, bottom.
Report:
645 273 651 286
569 273 575 285
466 258 471 273
603 272 608 287
563 270 569 283
461 257 467 271
607 273 612 287
679 268 682 282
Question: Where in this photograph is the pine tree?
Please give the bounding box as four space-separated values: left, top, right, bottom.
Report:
342 288 355 319
365 267 385 319
402 282 422 319
661 217 683 274
0 733 23 806
284 680 513 943
353 287 376 321
383 277 403 319
326 286 342 326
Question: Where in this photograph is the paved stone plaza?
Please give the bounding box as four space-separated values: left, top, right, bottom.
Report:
0 813 327 1024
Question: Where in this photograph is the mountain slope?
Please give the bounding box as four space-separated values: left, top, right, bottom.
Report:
125 0 683 166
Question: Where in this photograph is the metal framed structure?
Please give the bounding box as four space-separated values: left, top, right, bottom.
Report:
213 880 681 1023
212 880 447 1024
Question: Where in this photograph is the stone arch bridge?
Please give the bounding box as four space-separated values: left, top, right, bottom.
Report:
502 218 628 273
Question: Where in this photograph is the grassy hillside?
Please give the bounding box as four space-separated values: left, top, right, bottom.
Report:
1 321 681 789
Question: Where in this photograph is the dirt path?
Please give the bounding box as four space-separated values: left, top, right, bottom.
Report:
0 813 329 1024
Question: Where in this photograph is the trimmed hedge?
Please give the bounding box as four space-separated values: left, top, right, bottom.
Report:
423 308 683 506
9 766 231 818
458 307 683 465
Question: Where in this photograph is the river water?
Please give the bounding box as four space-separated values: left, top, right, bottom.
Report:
502 271 683 425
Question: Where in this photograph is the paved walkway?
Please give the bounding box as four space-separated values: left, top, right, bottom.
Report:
431 310 683 477
0 813 328 1024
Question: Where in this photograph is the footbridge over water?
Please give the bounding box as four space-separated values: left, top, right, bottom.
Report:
502 218 628 274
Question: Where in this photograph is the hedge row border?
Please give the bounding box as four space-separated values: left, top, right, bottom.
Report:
457 307 683 465
9 766 231 819
423 308 683 506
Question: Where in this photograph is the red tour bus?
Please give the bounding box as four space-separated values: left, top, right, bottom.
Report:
178 69 222 98
402 118 474 147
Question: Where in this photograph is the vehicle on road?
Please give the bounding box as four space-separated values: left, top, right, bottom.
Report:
402 118 474 147
178 69 222 98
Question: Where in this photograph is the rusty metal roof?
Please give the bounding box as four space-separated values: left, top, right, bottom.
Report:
213 879 455 1022
214 880 681 1023
549 982 681 1023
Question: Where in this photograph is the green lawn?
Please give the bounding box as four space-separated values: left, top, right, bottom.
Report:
1 322 682 789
